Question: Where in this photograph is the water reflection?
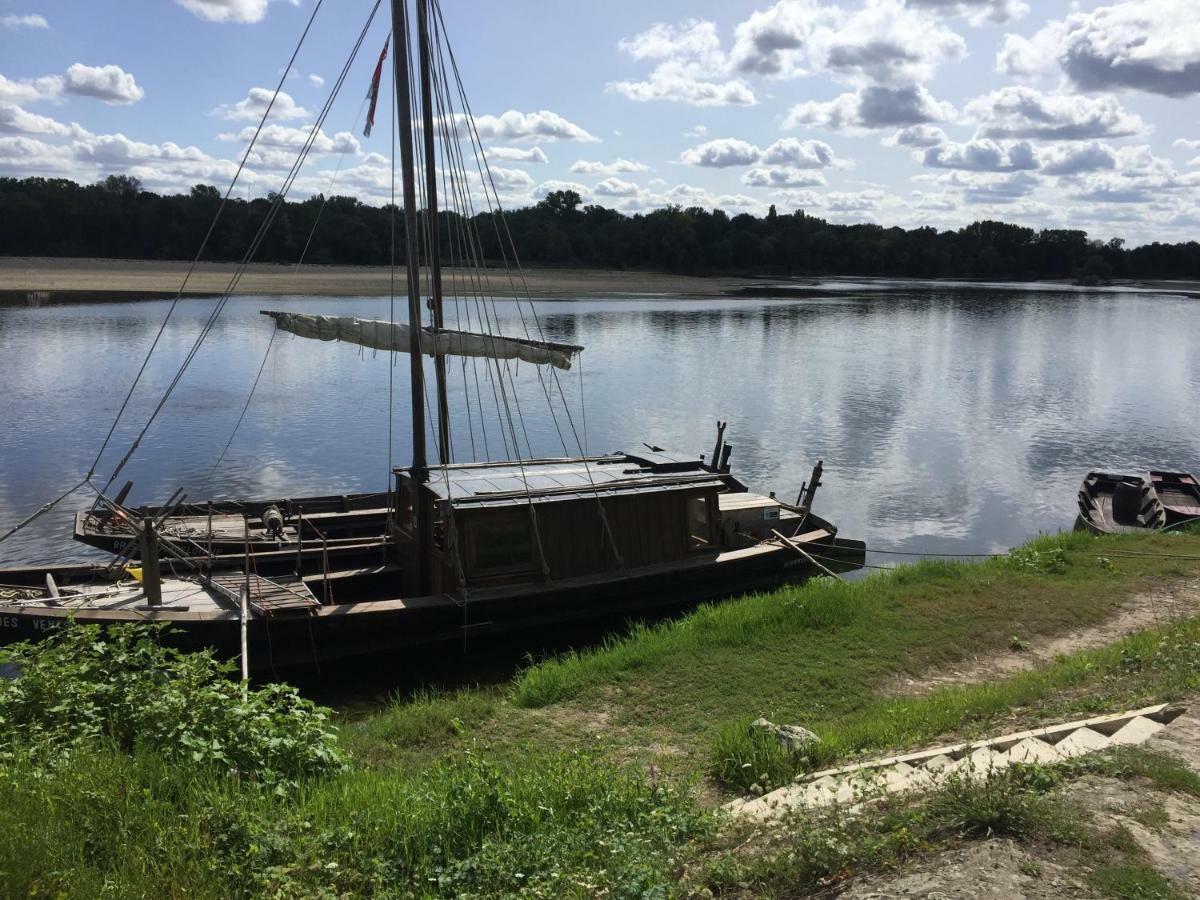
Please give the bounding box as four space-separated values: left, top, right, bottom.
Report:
1 287 1198 566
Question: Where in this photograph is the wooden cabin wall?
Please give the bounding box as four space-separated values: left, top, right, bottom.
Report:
458 486 720 583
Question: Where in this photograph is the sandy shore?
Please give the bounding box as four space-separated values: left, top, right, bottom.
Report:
0 257 743 299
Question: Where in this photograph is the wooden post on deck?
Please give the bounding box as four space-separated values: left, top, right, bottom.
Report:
141 517 163 607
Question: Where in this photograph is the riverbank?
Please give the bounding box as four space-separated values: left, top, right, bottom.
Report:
4 527 1200 896
0 256 744 299
4 257 1197 302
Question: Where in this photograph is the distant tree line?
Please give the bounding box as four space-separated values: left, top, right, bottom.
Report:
2 175 1198 282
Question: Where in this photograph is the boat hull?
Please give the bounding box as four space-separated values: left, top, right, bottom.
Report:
1075 471 1166 535
0 538 864 673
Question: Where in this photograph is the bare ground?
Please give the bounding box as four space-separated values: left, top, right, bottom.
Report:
888 575 1200 697
0 256 743 298
840 707 1200 899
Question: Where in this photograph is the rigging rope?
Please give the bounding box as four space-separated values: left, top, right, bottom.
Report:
97 0 383 495
0 2 332 545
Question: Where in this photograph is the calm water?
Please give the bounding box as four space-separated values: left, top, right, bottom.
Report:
2 284 1198 568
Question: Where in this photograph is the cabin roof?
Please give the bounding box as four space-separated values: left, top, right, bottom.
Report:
398 452 726 509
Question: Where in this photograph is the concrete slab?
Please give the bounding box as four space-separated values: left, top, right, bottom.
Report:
1053 727 1111 758
1005 737 1064 765
1109 716 1166 746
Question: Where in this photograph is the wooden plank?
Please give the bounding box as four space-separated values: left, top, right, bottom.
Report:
208 572 320 616
771 529 846 582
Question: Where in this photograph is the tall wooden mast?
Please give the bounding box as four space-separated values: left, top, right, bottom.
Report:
417 0 451 465
390 0 431 593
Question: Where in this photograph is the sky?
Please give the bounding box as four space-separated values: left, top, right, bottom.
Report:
1 0 1199 245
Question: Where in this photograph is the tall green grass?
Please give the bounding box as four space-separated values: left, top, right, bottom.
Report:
712 617 1200 790
0 741 711 898
510 530 1140 710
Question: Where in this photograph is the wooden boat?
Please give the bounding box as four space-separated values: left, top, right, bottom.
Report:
0 0 864 670
1149 471 1200 527
1075 472 1167 534
1 453 864 670
74 490 390 557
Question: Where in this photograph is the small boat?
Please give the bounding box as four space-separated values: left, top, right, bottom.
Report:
75 490 390 558
1149 471 1200 527
1075 472 1167 534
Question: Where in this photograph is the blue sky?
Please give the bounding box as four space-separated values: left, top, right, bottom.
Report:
1 0 1198 243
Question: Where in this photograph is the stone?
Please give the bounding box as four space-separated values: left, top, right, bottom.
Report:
750 717 822 753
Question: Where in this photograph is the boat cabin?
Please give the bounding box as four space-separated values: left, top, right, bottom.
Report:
392 452 733 592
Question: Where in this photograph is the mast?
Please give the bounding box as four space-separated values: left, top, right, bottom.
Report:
391 0 432 593
417 0 451 465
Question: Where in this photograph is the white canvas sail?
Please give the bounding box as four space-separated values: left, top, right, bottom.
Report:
261 311 581 370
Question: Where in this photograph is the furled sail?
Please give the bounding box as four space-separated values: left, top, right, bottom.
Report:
261 310 582 370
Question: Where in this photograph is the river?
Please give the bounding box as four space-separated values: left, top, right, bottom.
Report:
1 282 1197 568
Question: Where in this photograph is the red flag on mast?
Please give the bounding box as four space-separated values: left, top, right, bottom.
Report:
363 36 389 138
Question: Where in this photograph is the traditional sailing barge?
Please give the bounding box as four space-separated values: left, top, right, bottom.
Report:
0 0 863 670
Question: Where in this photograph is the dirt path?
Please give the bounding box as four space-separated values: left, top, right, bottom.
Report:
889 575 1200 697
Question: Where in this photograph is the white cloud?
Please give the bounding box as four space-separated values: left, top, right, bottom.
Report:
965 86 1146 140
0 135 75 172
1038 142 1118 176
213 87 308 121
220 123 359 156
761 137 840 168
919 169 1042 203
533 179 591 200
679 138 760 168
811 0 967 85
72 133 211 166
683 125 707 138
730 0 838 77
0 65 143 106
0 73 65 105
593 176 641 197
0 104 91 139
883 124 948 147
609 19 756 106
923 138 1039 172
175 0 281 24
1173 139 1200 152
904 0 1027 26
742 167 828 188
63 64 144 105
488 146 549 164
1 14 49 29
465 109 597 143
679 136 843 170
488 166 534 191
608 63 755 106
308 73 324 88
784 85 954 131
999 1 1200 96
569 157 649 175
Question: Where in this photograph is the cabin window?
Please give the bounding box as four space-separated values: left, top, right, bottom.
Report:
763 506 780 521
470 512 534 575
687 496 713 549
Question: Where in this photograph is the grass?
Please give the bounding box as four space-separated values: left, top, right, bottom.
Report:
394 527 1200 792
1090 864 1188 900
0 741 711 898
712 616 1200 790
